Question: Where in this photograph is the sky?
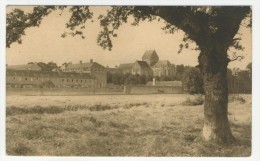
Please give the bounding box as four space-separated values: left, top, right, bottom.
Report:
6 6 252 69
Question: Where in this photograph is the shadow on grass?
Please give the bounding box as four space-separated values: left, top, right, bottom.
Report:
6 106 65 116
6 102 149 116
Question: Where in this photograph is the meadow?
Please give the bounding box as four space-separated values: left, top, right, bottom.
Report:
6 94 251 156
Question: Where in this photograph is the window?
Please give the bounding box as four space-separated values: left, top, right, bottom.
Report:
72 79 73 82
13 77 15 80
81 80 83 83
67 79 69 82
25 77 27 81
62 79 64 82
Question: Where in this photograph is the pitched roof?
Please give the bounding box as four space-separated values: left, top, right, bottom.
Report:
66 62 105 69
118 63 134 69
152 60 171 67
146 81 182 87
6 69 93 79
7 64 41 70
67 62 93 69
135 61 150 69
142 50 159 60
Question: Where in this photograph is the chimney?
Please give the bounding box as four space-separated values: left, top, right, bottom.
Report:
79 60 82 64
90 59 93 63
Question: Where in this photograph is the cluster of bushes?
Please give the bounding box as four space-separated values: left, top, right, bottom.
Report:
6 105 65 116
107 73 153 85
182 67 204 94
39 80 55 88
7 102 150 116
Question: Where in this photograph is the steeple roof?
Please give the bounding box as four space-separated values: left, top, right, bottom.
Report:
142 50 159 61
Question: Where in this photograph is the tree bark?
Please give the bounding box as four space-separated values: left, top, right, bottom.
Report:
199 43 235 144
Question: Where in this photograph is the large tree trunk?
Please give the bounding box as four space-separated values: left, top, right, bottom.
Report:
199 43 235 144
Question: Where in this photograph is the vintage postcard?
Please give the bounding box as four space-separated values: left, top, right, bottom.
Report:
1 3 258 160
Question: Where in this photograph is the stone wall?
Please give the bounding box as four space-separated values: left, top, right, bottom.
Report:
124 85 183 94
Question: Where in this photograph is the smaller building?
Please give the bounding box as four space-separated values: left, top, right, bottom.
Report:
118 63 134 74
131 61 153 76
61 59 107 87
61 59 105 74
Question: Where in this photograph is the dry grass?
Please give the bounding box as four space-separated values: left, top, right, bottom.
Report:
6 94 251 156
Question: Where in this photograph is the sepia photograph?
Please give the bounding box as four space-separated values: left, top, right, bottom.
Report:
4 5 254 157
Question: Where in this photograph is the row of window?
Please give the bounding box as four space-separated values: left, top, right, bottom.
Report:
61 78 92 83
6 84 100 88
62 67 104 72
63 68 84 72
7 77 94 83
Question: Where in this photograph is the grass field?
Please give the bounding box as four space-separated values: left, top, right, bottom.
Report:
6 94 251 156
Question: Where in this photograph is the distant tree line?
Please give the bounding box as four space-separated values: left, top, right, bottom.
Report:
227 63 252 94
107 63 252 94
28 62 58 71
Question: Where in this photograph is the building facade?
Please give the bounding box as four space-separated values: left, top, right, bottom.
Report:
61 59 107 87
6 69 97 88
152 60 176 77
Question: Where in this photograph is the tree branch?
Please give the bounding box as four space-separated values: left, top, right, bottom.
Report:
228 52 245 63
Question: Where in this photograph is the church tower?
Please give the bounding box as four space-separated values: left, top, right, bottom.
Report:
142 50 159 66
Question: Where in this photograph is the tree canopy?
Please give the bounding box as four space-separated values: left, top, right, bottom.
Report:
7 6 251 54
